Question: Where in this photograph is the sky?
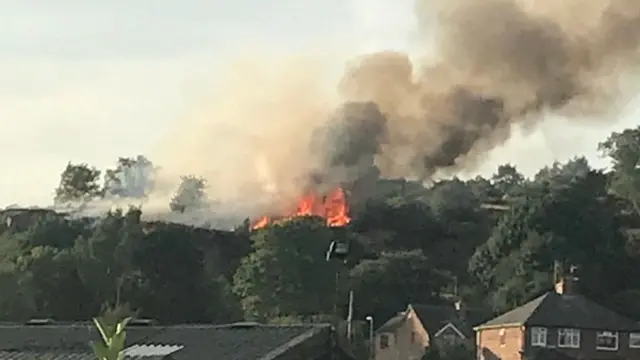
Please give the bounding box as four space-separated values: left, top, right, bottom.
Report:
0 0 638 207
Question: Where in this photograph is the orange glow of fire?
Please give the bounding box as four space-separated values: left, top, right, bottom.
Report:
251 187 351 230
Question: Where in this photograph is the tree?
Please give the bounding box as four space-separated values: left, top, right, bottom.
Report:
421 343 475 360
469 169 631 312
169 175 207 213
599 127 640 215
232 217 342 320
74 208 143 311
104 156 156 198
425 179 490 278
534 157 591 190
426 178 480 219
0 263 34 320
54 163 103 203
466 176 501 202
349 250 448 322
491 164 525 197
14 246 92 320
17 212 80 249
350 200 442 253
132 223 240 323
439 343 475 360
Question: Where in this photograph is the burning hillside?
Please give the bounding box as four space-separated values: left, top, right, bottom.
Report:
251 187 351 230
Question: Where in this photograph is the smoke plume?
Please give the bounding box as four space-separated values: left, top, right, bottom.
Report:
333 0 640 180
62 0 640 227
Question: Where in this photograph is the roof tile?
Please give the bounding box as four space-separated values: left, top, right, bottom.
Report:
476 291 640 331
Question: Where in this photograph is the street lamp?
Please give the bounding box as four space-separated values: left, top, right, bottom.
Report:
326 239 350 262
325 239 351 327
366 316 374 360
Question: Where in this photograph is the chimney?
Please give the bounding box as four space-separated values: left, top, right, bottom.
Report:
454 299 466 321
555 264 579 295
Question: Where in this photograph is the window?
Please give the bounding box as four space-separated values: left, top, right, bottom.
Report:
379 334 391 349
499 329 506 346
630 333 640 348
596 331 618 351
557 328 580 348
531 327 547 347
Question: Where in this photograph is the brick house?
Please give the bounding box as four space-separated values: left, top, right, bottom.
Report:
371 302 489 360
474 274 640 360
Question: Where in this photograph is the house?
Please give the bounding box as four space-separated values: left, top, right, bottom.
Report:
0 321 352 360
474 272 640 360
371 302 489 360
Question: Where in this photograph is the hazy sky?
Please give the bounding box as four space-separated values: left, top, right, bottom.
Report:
0 0 637 207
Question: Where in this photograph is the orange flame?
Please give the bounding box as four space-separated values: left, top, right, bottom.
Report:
251 187 351 230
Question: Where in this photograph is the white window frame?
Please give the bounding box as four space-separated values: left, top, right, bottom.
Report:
596 331 619 351
531 327 547 347
557 328 580 348
630 333 640 348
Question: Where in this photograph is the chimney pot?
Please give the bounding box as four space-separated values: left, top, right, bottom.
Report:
555 275 579 295
454 300 467 320
554 263 580 295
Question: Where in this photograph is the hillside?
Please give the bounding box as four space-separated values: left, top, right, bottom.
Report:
1 126 640 328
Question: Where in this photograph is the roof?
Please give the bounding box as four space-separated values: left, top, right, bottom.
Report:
475 291 640 331
376 313 406 334
412 304 491 338
0 322 332 360
0 350 95 360
122 344 184 357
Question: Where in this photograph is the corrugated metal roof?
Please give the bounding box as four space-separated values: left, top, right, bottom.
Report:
0 350 95 360
122 344 183 358
0 323 331 360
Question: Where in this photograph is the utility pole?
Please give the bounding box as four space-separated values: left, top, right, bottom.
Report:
346 290 354 342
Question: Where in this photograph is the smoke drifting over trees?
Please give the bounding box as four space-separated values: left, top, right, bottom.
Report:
25 0 640 226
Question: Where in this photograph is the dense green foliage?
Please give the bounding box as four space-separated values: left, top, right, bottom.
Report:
2 126 640 324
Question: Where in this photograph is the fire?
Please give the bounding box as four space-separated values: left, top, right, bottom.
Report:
251 187 351 230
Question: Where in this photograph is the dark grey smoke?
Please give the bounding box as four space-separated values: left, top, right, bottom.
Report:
326 102 387 168
310 101 387 188
419 89 504 171
322 0 640 181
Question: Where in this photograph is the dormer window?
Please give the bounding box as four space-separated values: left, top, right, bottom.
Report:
596 331 618 351
558 328 580 348
531 327 547 347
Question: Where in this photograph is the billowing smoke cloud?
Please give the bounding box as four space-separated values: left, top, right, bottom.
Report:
51 0 640 228
310 101 387 188
330 0 640 181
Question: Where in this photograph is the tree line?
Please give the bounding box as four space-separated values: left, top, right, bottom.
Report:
1 126 640 327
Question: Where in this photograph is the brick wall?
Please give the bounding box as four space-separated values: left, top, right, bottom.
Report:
477 326 523 360
373 310 429 360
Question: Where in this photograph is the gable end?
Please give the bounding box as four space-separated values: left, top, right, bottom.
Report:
434 322 466 339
